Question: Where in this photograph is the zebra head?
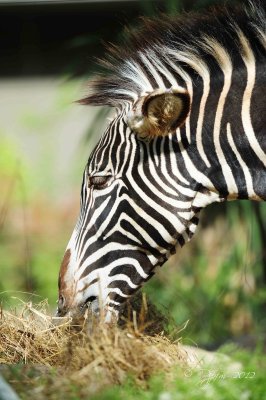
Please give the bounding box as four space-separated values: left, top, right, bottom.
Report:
57 3 266 320
57 87 212 320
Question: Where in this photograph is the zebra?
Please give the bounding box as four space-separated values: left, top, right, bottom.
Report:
57 2 266 322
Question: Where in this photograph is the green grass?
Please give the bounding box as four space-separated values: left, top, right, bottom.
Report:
2 345 265 400
83 347 266 400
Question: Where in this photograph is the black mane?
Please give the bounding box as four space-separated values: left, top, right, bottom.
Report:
80 1 265 108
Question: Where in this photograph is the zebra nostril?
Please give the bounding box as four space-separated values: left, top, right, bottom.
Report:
80 295 99 314
55 295 66 317
84 296 97 306
57 294 65 309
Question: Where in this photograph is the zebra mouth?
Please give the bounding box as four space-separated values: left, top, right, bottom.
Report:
55 295 100 319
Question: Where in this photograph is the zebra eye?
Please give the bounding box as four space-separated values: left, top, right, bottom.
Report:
88 175 111 190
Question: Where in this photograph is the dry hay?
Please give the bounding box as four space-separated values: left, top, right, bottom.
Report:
0 295 189 396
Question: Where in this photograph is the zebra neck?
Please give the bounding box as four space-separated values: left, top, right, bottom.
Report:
180 47 266 202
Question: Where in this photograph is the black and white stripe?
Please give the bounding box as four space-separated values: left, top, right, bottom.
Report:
57 2 266 321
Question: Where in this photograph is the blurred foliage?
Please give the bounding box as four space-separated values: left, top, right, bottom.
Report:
145 201 266 345
0 80 85 308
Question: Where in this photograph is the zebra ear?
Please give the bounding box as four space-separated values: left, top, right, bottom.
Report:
127 87 190 139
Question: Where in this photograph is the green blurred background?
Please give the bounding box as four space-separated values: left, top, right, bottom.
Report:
0 0 265 348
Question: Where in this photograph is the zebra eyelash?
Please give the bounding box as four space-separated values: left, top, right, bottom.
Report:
88 175 112 190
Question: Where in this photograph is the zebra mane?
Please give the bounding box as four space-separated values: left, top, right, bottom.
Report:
80 1 266 109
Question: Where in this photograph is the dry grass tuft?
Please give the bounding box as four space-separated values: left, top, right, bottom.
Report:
0 296 188 396
0 300 70 366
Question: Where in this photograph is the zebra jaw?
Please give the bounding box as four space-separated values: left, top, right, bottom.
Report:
126 86 190 139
